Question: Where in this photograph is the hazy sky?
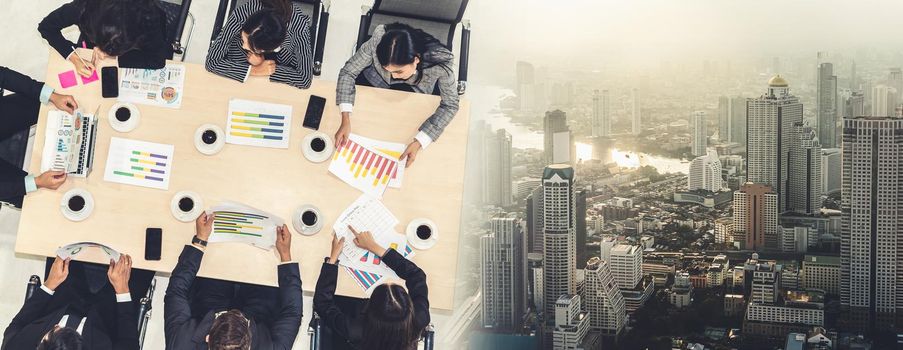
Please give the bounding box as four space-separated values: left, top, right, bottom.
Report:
465 0 903 83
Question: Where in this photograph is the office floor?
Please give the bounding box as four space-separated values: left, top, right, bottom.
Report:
0 0 462 348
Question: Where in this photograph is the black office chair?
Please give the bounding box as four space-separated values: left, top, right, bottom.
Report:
355 0 471 95
307 296 436 350
157 0 196 60
25 275 157 349
210 0 330 76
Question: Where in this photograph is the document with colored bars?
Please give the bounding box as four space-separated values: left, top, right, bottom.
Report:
119 64 185 108
41 109 99 177
225 98 292 149
102 137 174 190
328 133 405 197
209 202 284 250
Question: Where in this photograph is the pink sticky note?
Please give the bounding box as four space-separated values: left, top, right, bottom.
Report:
80 70 99 85
58 70 77 89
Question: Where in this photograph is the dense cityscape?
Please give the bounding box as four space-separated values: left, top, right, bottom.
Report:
452 51 903 349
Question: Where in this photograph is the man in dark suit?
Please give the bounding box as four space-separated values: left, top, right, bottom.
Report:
164 213 303 350
1 253 154 350
0 66 79 206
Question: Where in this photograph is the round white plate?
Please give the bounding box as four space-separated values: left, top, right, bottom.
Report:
194 124 225 155
171 191 204 222
406 218 438 250
301 132 334 163
292 205 323 236
107 102 140 132
60 188 94 222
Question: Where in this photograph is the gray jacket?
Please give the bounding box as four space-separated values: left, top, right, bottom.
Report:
337 25 459 143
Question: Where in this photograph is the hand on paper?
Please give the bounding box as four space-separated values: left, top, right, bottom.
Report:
328 233 344 264
348 225 387 257
400 140 421 168
68 53 95 78
49 92 78 114
195 212 213 242
35 170 67 190
275 224 292 262
44 256 71 291
249 60 276 76
107 254 131 294
334 113 351 148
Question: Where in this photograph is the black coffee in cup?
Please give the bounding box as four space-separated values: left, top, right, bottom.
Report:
115 107 131 122
311 138 326 152
202 130 218 145
301 210 317 226
178 197 194 212
416 225 432 240
68 195 86 212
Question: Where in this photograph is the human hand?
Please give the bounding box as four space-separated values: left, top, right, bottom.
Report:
275 224 292 262
107 254 131 294
195 212 213 242
348 225 387 257
49 93 78 114
328 232 345 264
44 256 71 291
35 170 67 190
334 114 351 148
400 140 422 168
249 60 276 76
68 53 95 78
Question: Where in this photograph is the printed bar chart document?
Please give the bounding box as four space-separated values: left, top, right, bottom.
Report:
209 202 284 250
225 98 293 149
103 137 174 190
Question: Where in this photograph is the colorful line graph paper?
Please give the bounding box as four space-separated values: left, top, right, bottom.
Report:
103 137 174 190
344 245 414 294
328 134 401 197
225 99 292 148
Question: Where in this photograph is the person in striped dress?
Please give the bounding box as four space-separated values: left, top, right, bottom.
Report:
206 0 313 90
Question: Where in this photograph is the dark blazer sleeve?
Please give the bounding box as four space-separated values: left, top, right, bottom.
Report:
270 262 303 349
1 288 53 350
163 245 203 347
37 1 83 60
382 249 430 330
112 301 140 350
0 66 43 201
312 262 352 341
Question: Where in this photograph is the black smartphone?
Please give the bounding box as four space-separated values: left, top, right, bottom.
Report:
145 228 162 261
101 66 118 98
303 95 326 130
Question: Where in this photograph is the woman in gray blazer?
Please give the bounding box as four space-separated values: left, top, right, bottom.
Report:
334 23 459 168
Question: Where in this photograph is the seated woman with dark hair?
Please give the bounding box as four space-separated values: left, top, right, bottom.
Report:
205 0 313 90
38 0 172 77
334 23 459 168
314 226 430 350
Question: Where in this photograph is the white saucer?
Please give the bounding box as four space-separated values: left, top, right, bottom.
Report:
171 191 204 222
194 124 225 155
60 188 94 222
301 132 334 163
108 102 140 132
292 205 323 236
406 218 438 250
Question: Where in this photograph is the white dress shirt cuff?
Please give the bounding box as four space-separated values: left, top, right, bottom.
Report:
414 131 433 149
39 84 55 104
41 285 55 295
24 175 38 193
116 293 132 303
339 103 353 114
243 66 251 82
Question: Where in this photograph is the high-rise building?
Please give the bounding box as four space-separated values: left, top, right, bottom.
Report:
688 149 723 192
802 255 840 296
669 272 693 308
691 111 707 156
730 96 747 148
889 67 903 101
592 90 602 138
840 115 903 331
542 165 577 330
751 260 781 305
714 217 734 244
516 61 535 112
601 89 611 137
747 75 804 212
787 125 822 215
583 257 626 335
543 110 571 165
528 253 544 312
576 190 587 269
526 185 544 253
733 183 779 251
871 85 899 117
632 88 641 135
609 244 642 290
481 213 527 331
483 128 513 207
719 96 731 142
821 148 841 195
816 63 838 148
552 295 590 350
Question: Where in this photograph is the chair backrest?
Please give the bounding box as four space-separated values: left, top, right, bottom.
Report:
360 0 468 50
157 0 182 44
220 0 321 52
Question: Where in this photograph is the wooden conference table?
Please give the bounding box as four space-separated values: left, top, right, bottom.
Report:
15 51 470 310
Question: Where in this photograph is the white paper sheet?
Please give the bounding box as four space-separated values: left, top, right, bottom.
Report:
209 202 284 250
56 241 121 261
103 137 174 190
332 194 399 261
118 64 186 108
328 134 403 197
225 98 293 149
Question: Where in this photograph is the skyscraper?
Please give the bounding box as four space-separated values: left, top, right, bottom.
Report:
733 183 779 251
609 244 642 290
730 96 747 148
718 96 731 142
871 85 899 117
632 88 641 135
526 185 544 253
576 190 587 269
817 63 838 148
543 110 571 165
840 115 903 331
483 128 513 207
787 125 822 215
583 257 626 335
516 61 535 112
691 111 707 156
592 90 602 138
688 149 723 192
542 165 577 332
481 213 527 331
747 75 803 212
889 67 903 101
601 89 611 137
552 295 590 349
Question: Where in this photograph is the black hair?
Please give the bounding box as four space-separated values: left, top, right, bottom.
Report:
79 0 160 56
208 309 252 350
361 283 419 350
241 0 291 53
375 23 444 84
37 327 82 350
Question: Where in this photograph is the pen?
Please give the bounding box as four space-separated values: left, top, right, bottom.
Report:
71 45 91 70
